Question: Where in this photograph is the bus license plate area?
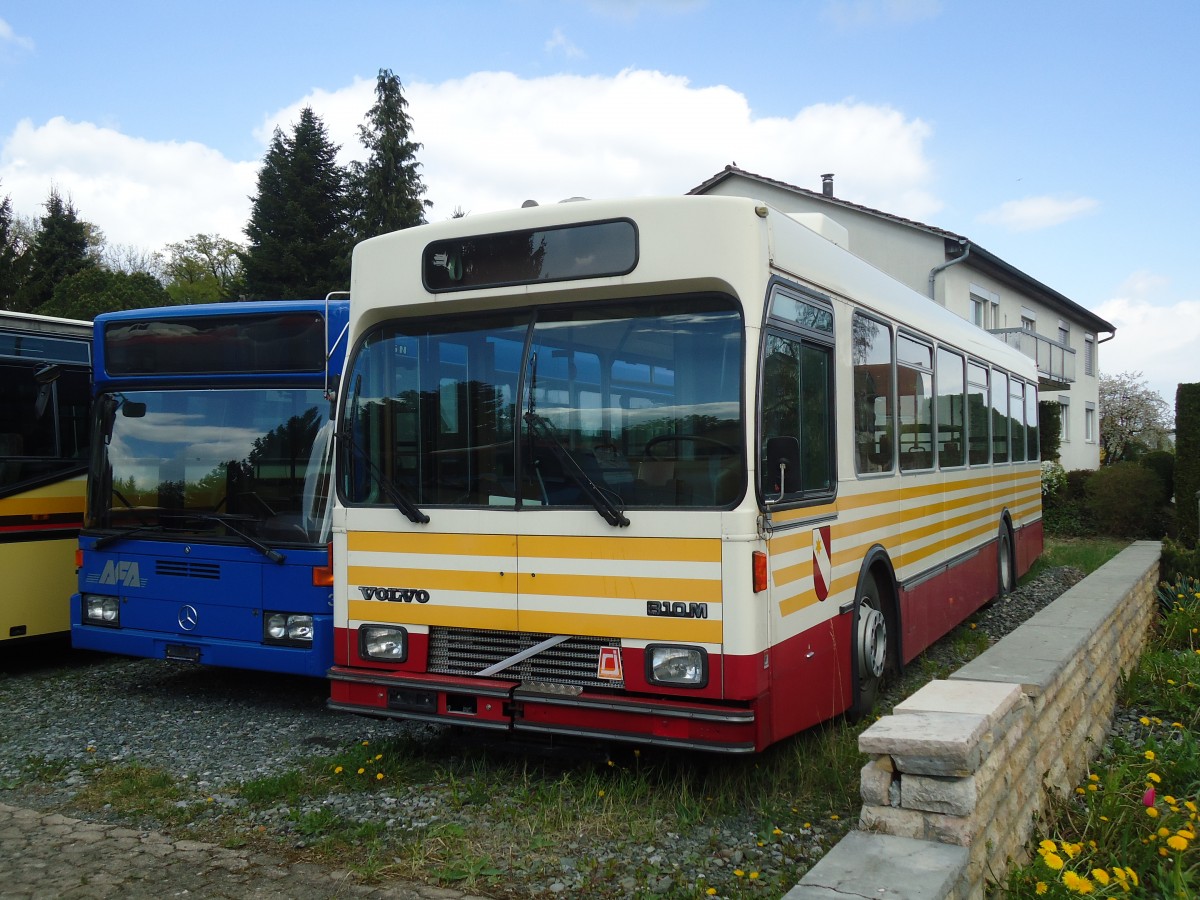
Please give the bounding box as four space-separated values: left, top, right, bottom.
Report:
387 686 511 724
165 644 201 662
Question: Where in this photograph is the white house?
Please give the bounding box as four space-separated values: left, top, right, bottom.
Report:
689 166 1115 471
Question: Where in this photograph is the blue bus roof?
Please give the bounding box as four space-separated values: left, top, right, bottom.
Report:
93 299 349 387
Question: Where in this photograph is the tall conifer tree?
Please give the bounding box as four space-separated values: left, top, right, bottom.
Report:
13 188 93 313
242 107 350 300
0 193 22 311
348 69 430 241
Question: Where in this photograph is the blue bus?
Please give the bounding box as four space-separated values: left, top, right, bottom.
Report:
71 299 349 676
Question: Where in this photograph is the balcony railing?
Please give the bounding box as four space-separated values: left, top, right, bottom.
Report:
989 328 1076 385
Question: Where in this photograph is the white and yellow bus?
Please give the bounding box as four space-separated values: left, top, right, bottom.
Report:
328 195 1042 752
1 311 92 646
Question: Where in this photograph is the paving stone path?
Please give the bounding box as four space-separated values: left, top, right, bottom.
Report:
0 802 494 900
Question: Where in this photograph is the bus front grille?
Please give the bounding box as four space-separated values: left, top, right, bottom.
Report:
427 628 624 690
155 560 220 580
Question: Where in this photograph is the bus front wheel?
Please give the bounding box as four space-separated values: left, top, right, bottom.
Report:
849 573 889 720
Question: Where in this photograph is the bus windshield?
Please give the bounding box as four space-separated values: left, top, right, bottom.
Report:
92 387 334 544
340 295 745 510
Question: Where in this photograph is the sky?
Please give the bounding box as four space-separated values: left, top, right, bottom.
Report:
2 0 1197 406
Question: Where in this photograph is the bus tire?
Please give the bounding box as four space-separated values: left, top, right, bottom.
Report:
849 572 890 721
997 520 1016 597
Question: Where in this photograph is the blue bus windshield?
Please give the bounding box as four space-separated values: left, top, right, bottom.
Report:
93 387 333 545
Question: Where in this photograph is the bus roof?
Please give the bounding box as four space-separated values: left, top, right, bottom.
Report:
350 195 1036 381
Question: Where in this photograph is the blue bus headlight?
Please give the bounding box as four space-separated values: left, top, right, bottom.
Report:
647 645 708 687
360 625 407 662
264 613 314 645
83 594 120 627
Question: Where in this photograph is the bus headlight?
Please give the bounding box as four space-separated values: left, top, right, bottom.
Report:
264 613 314 645
360 625 407 662
646 645 707 688
83 594 120 627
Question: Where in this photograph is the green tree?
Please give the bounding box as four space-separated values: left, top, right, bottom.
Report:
38 267 171 320
1176 383 1200 545
348 68 431 241
163 233 245 304
0 192 24 310
241 107 350 300
13 188 95 312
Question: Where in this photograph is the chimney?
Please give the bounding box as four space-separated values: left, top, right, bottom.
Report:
821 174 834 198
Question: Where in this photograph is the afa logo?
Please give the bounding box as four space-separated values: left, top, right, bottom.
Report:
86 560 147 588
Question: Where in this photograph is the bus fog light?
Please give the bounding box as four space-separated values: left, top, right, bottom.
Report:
264 612 314 645
647 645 707 687
84 594 120 627
360 625 407 661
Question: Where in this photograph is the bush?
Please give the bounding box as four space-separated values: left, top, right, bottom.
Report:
1176 383 1200 545
1160 536 1200 585
1041 460 1066 500
1065 469 1093 502
1140 450 1175 502
1084 462 1166 538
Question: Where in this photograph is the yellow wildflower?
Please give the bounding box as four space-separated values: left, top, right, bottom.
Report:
706 889 717 896
1139 716 1151 726
334 765 343 774
1038 839 1058 854
1043 852 1065 871
357 767 365 775
1092 869 1109 885
1144 750 1156 761
1035 884 1048 896
1148 772 1162 783
1167 835 1189 851
1147 807 1160 818
376 772 384 781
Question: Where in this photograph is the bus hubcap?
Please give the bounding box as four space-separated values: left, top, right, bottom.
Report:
858 605 887 680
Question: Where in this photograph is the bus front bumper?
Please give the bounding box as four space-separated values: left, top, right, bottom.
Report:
326 666 759 753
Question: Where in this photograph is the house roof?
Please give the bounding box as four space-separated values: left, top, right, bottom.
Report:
688 165 1116 336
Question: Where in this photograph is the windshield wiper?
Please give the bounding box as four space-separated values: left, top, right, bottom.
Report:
188 513 287 565
92 523 166 551
523 411 630 528
335 430 430 525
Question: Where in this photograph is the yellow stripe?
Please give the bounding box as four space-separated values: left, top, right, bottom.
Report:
516 572 721 603
349 566 514 593
349 599 518 630
518 534 721 563
0 495 85 516
349 531 515 556
519 609 721 642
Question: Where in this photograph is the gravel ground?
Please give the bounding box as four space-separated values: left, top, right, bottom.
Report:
0 566 1086 897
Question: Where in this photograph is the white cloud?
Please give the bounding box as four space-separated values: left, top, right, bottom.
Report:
545 27 585 59
978 194 1099 232
266 68 940 223
0 17 35 53
1096 273 1200 404
1 117 258 251
3 68 939 252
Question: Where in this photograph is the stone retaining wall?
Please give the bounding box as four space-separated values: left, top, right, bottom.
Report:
786 541 1162 900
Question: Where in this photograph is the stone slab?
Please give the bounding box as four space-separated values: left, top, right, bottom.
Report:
783 831 967 899
859 711 989 776
894 679 1023 727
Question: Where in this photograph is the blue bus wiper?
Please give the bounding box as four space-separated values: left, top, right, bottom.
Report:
93 523 166 551
335 430 430 525
190 513 287 564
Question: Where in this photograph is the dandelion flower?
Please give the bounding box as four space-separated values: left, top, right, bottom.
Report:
1035 884 1048 896
1165 795 1177 805
1147 772 1161 783
374 753 382 761
1092 869 1109 885
1144 750 1156 761
706 889 717 896
1087 784 1098 792
1043 852 1065 871
1039 840 1058 854
1088 773 1099 782
734 869 745 878
749 872 759 880
1139 716 1151 726
357 767 365 775
773 827 783 836
1167 835 1189 851
598 789 605 798
1147 807 1160 818
334 765 343 774
831 814 840 821
376 772 384 781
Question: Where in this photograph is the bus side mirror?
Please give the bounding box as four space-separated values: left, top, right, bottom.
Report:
765 435 800 502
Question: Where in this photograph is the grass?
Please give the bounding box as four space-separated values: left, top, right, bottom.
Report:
6 535 1129 898
999 574 1200 898
1023 536 1127 584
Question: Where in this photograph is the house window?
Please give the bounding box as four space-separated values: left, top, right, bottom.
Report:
1059 397 1070 442
970 296 985 327
1020 306 1036 332
1085 402 1096 442
1084 334 1095 376
1058 321 1070 347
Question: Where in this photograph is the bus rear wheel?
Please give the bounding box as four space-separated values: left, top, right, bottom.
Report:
849 573 889 720
998 522 1015 597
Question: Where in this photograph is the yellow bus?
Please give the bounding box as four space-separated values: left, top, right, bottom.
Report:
1 311 92 646
327 195 1042 752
